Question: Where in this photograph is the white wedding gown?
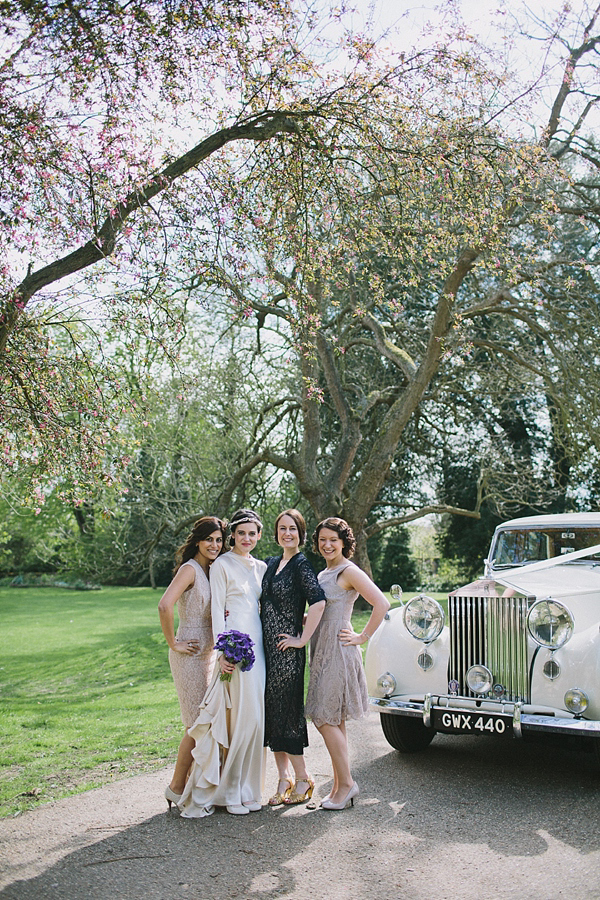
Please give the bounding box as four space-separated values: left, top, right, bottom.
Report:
179 550 266 817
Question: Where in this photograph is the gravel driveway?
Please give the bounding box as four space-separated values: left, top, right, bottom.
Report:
2 712 600 899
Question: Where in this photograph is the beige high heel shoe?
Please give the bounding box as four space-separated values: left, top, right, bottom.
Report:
320 782 358 810
165 786 182 810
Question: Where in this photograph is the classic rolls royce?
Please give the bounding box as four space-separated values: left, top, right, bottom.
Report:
365 513 600 761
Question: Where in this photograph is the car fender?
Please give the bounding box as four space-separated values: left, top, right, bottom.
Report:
365 608 450 699
530 622 600 720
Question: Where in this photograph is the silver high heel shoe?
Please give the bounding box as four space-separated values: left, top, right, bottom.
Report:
165 786 182 810
321 782 359 810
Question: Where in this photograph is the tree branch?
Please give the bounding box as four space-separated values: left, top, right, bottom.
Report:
365 501 483 539
544 4 600 150
360 312 417 380
1 110 308 355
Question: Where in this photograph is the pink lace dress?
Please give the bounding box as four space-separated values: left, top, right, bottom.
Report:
305 561 369 727
168 559 215 727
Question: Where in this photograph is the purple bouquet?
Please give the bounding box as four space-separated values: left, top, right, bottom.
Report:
214 630 256 682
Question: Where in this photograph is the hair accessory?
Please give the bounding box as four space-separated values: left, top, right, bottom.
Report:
230 513 262 530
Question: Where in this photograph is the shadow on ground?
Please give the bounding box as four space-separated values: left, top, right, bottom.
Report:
2 721 600 900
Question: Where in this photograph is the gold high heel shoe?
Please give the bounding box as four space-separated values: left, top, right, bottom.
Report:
165 786 182 810
283 776 315 805
268 777 294 806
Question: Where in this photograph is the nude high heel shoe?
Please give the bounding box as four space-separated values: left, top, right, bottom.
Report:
165 786 182 810
320 782 359 810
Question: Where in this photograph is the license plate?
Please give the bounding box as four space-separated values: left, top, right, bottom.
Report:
432 708 513 737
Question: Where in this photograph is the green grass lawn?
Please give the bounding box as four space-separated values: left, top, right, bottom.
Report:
0 585 447 818
0 586 182 817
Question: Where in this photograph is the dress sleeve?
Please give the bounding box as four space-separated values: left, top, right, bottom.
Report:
296 556 326 607
209 557 229 644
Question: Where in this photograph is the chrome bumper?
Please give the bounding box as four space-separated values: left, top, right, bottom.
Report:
370 695 600 739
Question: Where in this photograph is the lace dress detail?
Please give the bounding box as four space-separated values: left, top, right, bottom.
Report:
261 553 326 755
168 559 215 727
305 561 368 727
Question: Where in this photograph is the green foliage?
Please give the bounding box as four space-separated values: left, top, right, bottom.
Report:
0 575 100 589
436 462 503 582
422 557 472 594
2 2 600 588
0 0 317 492
0 490 74 577
368 527 419 591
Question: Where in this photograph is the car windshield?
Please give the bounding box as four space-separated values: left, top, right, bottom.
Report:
492 528 600 567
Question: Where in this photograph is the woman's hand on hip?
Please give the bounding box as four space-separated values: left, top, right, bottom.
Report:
339 627 367 646
173 640 200 655
277 633 303 650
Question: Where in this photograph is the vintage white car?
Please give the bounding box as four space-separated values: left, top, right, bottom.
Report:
365 513 600 761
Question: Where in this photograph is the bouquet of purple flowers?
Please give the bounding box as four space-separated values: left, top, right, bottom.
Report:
214 630 256 682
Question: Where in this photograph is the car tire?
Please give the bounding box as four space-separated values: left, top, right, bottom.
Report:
380 712 435 752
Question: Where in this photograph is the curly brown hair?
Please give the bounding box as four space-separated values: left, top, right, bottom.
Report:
173 516 227 574
312 517 356 558
274 508 306 546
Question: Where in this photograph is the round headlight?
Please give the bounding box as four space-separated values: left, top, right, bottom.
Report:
527 598 574 649
403 595 444 642
564 688 588 715
376 672 397 697
466 664 494 695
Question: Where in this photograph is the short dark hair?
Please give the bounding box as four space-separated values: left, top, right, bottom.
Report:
229 508 262 547
312 517 356 558
274 508 306 546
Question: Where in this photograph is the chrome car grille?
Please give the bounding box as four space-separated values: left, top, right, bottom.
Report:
448 594 530 702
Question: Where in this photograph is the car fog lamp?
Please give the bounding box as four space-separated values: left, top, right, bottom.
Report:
543 658 561 681
527 599 573 649
417 650 434 671
466 664 493 695
403 595 444 642
564 688 588 715
376 672 397 697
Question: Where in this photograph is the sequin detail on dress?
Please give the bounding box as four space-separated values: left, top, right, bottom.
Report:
168 559 215 727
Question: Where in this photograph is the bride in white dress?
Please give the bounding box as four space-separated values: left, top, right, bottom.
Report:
179 509 267 817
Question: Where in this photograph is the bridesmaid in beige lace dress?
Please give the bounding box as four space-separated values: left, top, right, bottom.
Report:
305 517 389 810
158 516 227 809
